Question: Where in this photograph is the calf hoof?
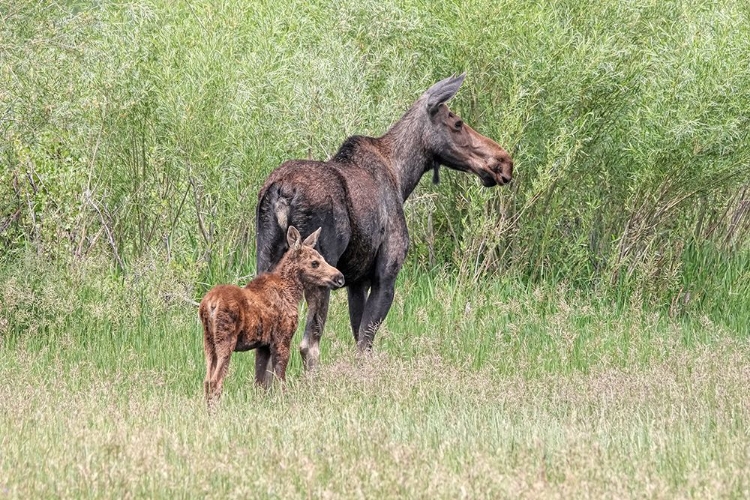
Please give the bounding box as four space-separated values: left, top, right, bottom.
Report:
206 395 219 414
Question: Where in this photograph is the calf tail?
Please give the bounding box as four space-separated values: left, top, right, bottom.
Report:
209 303 218 337
200 301 218 343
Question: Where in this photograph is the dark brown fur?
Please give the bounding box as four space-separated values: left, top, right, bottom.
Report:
200 226 343 407
256 74 513 370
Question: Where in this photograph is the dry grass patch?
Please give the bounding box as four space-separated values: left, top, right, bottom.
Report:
2 339 749 499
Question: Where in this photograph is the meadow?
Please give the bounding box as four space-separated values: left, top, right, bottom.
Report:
1 0 749 497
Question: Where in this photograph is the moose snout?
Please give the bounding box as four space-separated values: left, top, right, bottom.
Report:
331 272 345 289
496 153 514 185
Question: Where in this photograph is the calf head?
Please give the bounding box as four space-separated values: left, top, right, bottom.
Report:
422 74 513 187
286 226 345 289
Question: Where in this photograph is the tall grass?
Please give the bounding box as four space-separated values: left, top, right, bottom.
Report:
2 0 748 301
1 254 749 498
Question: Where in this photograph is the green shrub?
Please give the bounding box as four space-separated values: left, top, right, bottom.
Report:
1 0 748 308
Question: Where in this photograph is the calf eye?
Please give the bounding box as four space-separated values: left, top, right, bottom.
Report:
454 120 463 130
311 261 320 269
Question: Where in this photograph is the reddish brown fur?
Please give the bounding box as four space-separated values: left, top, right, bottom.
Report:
199 226 343 408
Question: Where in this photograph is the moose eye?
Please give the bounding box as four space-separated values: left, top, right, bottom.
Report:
311 261 320 269
454 120 463 130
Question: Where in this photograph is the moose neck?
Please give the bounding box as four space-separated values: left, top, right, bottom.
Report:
380 103 435 201
273 254 305 304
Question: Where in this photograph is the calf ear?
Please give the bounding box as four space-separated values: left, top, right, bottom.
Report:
425 73 466 115
302 227 322 248
286 225 301 250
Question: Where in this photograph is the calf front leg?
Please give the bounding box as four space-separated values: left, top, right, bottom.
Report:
299 286 330 371
254 346 272 390
271 341 291 385
356 280 395 353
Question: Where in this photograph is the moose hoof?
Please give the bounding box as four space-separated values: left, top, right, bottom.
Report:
356 339 374 355
300 342 320 372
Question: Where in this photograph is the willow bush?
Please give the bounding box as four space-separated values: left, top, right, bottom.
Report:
1 0 748 310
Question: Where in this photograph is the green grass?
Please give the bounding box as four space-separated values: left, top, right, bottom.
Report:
1 256 749 498
2 344 749 498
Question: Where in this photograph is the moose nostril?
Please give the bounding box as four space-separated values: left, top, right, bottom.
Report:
502 156 514 174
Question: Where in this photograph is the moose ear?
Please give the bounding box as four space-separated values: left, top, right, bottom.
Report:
302 227 322 248
286 225 301 250
425 73 466 115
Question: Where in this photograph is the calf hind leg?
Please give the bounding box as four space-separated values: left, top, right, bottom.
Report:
203 339 217 404
207 344 234 408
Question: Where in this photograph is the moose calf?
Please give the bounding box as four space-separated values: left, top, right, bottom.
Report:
199 226 344 407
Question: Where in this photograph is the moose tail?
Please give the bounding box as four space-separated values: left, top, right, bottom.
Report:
255 183 295 273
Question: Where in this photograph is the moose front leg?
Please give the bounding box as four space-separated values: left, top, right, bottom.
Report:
356 279 396 353
299 286 331 371
347 282 368 343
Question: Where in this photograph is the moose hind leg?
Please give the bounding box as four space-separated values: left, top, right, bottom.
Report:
356 279 396 353
299 286 331 371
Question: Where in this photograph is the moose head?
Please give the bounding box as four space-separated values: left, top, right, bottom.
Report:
420 74 513 187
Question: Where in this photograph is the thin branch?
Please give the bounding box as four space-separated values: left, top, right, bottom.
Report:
0 208 21 234
85 189 125 272
189 175 211 247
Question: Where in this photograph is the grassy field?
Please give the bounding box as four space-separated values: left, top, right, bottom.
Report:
1 0 750 497
2 341 748 498
1 257 749 498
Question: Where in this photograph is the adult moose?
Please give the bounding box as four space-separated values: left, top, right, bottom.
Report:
256 74 513 370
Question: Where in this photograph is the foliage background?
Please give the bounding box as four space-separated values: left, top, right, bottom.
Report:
3 0 748 308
